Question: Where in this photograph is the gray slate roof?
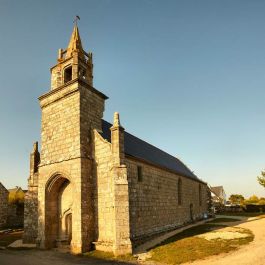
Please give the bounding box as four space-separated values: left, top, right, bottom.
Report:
101 120 201 181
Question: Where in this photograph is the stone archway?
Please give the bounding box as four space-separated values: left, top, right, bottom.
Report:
45 174 73 248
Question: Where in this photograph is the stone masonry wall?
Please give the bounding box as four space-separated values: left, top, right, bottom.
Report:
39 82 81 165
93 130 115 249
125 157 208 246
7 204 24 228
37 80 105 254
0 183 8 229
23 185 38 243
23 142 40 243
93 127 132 255
38 83 88 253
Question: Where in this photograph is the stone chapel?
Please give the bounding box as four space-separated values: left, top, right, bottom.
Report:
23 25 208 255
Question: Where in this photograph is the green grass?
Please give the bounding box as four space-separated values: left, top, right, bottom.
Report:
0 231 23 247
208 218 240 223
84 250 136 262
149 224 254 265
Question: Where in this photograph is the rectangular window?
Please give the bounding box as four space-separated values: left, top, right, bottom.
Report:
199 185 202 206
137 166 143 182
178 179 182 205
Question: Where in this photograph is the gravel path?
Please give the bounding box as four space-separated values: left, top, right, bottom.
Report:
183 217 265 265
0 249 134 265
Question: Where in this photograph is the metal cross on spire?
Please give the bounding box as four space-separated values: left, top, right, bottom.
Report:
73 15 80 26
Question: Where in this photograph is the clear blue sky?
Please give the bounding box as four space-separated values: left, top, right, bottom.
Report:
0 0 265 198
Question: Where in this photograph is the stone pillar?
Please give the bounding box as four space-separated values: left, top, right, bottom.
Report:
111 113 132 255
30 142 40 177
111 112 125 166
23 142 40 243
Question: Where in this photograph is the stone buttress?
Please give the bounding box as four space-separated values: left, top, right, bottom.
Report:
23 142 40 243
93 112 132 255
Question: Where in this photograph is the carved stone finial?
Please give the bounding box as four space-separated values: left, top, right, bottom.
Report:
65 23 84 59
113 112 120 127
33 142 38 153
58 48 63 61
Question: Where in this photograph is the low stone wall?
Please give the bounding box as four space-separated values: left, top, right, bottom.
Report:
23 187 38 243
0 183 8 229
7 204 24 228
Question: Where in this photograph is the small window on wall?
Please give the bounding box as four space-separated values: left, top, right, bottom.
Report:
137 166 143 182
64 66 72 83
199 184 202 206
178 178 182 205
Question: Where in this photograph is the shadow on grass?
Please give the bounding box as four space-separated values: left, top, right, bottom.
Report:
220 212 265 217
210 213 265 228
148 223 254 265
149 224 227 249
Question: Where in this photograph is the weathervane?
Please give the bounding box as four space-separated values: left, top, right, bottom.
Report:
74 15 80 26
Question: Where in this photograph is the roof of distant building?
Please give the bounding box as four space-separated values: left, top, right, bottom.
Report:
0 182 8 193
211 186 224 197
8 186 24 194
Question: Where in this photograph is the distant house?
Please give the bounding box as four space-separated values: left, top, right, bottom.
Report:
211 186 226 205
8 186 26 204
0 182 8 228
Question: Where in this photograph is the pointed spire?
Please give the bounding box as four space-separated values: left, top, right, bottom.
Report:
113 112 121 127
65 24 84 59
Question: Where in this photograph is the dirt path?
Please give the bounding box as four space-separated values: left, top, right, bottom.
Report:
183 217 265 265
0 249 134 265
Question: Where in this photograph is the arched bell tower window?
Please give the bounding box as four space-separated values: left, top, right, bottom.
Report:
64 66 72 83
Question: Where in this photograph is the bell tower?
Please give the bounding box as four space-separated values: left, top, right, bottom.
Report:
51 24 93 90
34 24 108 254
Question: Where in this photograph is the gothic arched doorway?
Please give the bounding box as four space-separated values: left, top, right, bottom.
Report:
45 174 73 248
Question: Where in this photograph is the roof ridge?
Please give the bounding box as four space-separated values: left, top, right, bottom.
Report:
102 119 198 180
103 119 183 161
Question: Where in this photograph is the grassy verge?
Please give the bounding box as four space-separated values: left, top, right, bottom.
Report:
84 250 136 263
149 224 253 265
220 212 265 217
0 231 23 247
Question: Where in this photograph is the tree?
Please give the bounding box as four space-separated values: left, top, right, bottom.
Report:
229 194 245 205
258 198 265 205
8 189 25 205
257 171 265 188
245 195 259 204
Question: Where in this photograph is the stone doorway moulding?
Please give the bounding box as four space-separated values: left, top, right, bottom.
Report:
45 174 73 248
65 213 72 244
